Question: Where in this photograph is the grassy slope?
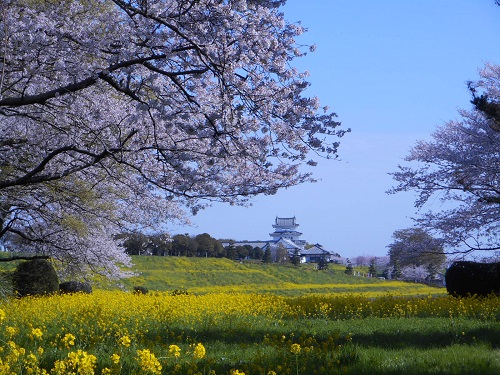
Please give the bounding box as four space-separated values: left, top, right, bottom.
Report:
102 256 446 296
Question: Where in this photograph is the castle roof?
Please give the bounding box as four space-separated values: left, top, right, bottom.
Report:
273 216 298 228
270 230 302 236
272 238 303 251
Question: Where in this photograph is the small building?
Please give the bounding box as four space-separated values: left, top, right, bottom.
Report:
301 244 330 263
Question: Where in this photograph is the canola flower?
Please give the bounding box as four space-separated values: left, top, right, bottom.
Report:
193 343 206 359
51 359 67 374
290 343 302 375
62 333 76 348
7 340 25 361
118 335 131 348
0 358 11 374
24 352 42 375
7 289 495 333
110 353 120 364
5 326 17 338
136 349 162 374
30 328 43 340
68 350 97 372
52 349 97 375
168 344 181 358
290 343 302 355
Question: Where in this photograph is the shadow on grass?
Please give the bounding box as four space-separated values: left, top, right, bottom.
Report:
141 322 500 375
351 325 500 349
348 364 500 375
142 314 500 350
348 343 500 375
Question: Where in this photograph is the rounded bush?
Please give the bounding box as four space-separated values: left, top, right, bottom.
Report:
59 281 93 294
133 285 149 295
12 259 59 297
445 261 500 297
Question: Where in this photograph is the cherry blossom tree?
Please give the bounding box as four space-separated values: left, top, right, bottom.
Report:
389 64 500 254
400 266 429 283
0 1 347 278
387 228 446 272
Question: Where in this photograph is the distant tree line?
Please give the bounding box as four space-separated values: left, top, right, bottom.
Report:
117 233 265 260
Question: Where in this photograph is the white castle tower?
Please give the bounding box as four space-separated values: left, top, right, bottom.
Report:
269 216 306 246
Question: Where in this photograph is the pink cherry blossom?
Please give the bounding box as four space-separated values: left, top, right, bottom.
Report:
390 64 500 254
0 0 347 278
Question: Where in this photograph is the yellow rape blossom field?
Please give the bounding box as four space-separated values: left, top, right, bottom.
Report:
0 257 498 374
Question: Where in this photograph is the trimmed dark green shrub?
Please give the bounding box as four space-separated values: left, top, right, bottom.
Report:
12 259 59 297
59 281 93 294
445 261 500 297
133 285 148 294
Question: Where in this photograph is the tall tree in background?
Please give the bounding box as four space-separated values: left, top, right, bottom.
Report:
389 64 500 254
391 260 402 280
274 244 289 263
0 0 347 278
263 248 273 264
368 258 377 277
291 249 300 266
387 228 446 272
344 259 353 275
195 233 224 258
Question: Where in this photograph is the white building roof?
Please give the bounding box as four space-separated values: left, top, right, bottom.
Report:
273 216 298 228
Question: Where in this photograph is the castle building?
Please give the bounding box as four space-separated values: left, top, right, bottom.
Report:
270 216 305 245
221 216 341 263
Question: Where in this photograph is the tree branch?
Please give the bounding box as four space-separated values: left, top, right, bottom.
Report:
0 56 166 107
0 129 138 189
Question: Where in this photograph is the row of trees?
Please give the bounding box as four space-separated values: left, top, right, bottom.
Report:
119 233 266 260
344 256 444 283
344 228 447 282
120 233 331 267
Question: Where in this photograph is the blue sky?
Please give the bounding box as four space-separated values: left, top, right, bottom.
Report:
170 1 500 259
